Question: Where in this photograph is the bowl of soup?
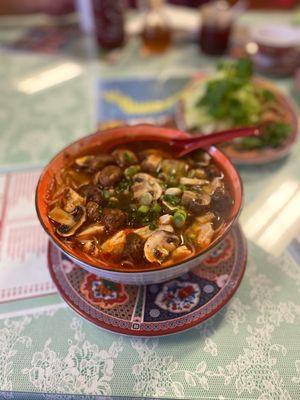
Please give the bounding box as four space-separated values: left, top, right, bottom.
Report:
36 124 242 285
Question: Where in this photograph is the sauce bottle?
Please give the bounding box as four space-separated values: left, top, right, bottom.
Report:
199 1 232 56
141 0 172 54
92 0 125 50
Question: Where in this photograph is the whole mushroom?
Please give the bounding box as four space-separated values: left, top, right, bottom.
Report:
49 205 86 237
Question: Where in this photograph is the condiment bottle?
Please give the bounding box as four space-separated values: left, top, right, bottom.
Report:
198 1 232 56
141 0 172 54
92 0 125 50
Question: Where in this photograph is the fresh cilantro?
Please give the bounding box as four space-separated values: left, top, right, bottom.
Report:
163 194 181 206
194 58 292 149
197 58 258 126
260 88 276 102
238 122 292 150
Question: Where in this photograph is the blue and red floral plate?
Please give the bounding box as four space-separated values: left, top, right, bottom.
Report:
48 224 247 336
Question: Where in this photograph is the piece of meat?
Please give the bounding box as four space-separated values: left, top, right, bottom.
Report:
101 208 127 234
86 201 101 222
211 187 233 218
96 165 123 188
122 233 145 263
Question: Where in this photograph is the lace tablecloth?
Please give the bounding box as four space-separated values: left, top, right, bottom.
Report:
0 10 300 400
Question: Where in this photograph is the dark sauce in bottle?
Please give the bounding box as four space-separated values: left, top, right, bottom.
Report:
141 0 171 54
199 24 231 56
92 0 125 50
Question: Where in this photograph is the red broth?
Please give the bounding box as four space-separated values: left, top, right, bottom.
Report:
47 142 233 269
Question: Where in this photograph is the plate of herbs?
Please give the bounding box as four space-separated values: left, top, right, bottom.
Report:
176 59 298 164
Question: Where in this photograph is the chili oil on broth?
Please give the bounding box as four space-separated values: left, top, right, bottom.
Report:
47 141 234 271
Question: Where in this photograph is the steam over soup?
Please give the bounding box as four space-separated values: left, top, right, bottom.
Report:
47 143 233 269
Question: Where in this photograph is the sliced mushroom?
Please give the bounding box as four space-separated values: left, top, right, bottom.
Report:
171 245 192 263
112 148 138 167
95 165 123 188
132 173 162 202
82 240 99 256
75 154 114 173
180 177 209 186
141 154 162 173
101 230 126 259
51 205 86 237
62 188 85 213
158 224 174 233
48 207 74 226
76 224 104 239
144 230 180 264
159 214 172 225
181 190 211 214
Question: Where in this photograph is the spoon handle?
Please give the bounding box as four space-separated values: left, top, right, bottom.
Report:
174 126 259 157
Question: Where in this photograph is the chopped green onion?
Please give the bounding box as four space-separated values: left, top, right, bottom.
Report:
152 203 161 214
103 190 110 199
164 194 181 206
138 205 149 214
149 222 157 230
124 150 134 162
107 197 118 208
125 165 140 178
116 178 131 192
173 210 187 228
140 192 153 206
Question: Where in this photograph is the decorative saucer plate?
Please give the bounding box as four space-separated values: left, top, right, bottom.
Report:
48 224 247 336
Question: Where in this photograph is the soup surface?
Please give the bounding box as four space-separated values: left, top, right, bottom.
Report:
47 142 233 269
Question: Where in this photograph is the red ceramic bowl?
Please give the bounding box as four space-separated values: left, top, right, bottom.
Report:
36 124 243 285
